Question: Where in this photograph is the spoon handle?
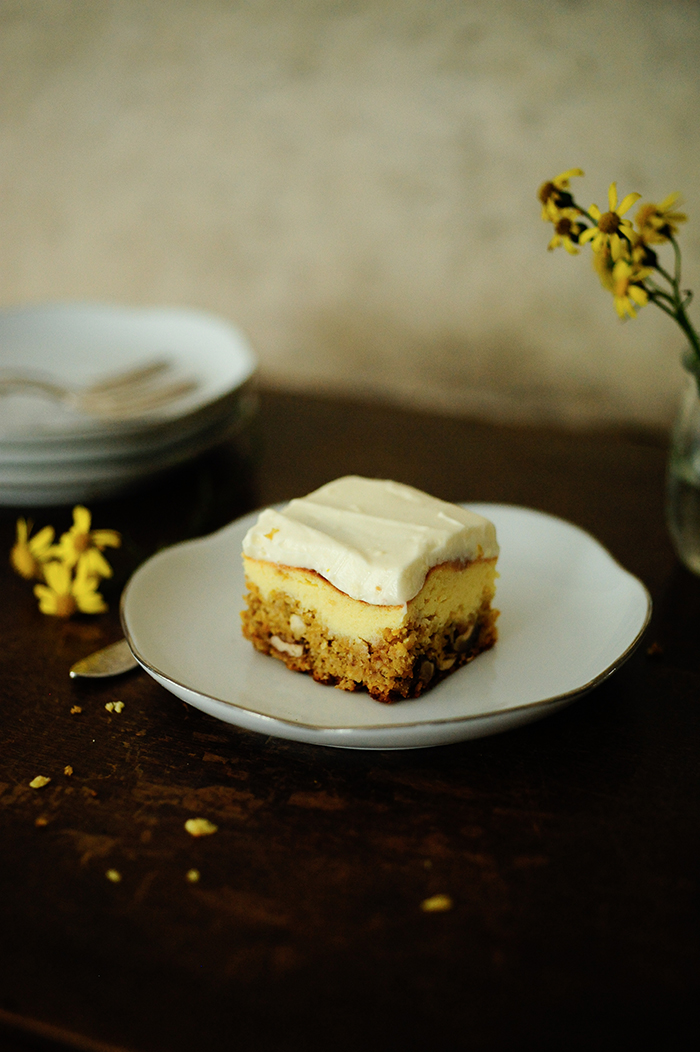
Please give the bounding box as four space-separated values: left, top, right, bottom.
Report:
69 638 139 679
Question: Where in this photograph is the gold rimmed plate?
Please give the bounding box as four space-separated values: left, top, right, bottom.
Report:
120 504 651 750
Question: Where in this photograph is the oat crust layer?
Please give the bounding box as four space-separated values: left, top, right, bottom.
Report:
241 560 498 703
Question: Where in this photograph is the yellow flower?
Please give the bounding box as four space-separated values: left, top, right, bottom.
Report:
579 182 640 260
538 168 585 221
611 259 652 319
548 210 587 254
635 193 687 244
10 519 55 580
631 239 658 270
592 242 615 292
33 559 108 618
51 505 120 577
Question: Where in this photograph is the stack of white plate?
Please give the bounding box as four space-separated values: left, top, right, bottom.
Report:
0 303 258 506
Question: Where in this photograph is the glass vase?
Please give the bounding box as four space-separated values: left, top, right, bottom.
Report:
667 359 700 575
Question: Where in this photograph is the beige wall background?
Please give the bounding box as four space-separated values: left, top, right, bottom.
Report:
1 0 699 428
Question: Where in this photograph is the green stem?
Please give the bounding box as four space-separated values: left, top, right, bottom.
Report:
676 300 700 361
654 263 676 288
563 195 594 226
668 236 700 364
671 234 683 288
645 278 676 305
547 192 700 371
647 292 678 319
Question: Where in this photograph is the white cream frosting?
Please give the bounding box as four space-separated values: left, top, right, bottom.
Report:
242 476 499 606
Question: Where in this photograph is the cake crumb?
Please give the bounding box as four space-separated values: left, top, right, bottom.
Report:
35 815 49 827
29 775 50 789
105 869 122 883
64 765 73 776
186 868 201 883
184 817 218 837
70 705 82 714
420 893 453 913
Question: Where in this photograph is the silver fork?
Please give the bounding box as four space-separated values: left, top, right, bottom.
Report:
0 358 198 418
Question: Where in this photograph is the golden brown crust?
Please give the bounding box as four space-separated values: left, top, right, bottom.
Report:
240 580 498 704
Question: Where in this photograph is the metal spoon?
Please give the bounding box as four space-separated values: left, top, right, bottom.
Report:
69 638 139 678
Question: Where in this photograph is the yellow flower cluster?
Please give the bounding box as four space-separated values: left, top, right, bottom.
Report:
538 169 691 324
10 506 120 617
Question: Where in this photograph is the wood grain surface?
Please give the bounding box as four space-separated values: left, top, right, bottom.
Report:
1 392 698 1052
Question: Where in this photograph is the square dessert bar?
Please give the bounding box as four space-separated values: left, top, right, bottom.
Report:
240 476 499 703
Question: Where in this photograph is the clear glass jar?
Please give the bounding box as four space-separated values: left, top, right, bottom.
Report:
667 359 700 575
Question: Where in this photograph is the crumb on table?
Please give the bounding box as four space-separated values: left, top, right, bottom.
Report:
184 818 218 837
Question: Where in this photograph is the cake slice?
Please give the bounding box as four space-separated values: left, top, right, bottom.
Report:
240 476 499 703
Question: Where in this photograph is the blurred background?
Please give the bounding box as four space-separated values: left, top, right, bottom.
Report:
1 0 699 430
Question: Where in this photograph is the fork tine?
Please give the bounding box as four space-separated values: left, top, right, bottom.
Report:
80 379 199 417
85 358 173 395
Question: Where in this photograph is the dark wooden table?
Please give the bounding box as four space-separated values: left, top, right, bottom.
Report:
1 391 698 1052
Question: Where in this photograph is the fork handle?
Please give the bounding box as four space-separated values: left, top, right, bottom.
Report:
0 376 69 400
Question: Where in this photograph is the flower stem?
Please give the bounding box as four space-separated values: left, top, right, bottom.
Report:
668 236 700 365
544 183 700 373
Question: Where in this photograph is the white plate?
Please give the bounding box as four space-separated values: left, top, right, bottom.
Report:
120 504 651 750
0 396 256 506
0 303 257 505
0 386 254 465
0 302 256 444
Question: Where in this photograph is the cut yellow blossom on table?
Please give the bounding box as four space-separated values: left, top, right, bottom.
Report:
186 869 201 883
420 893 453 913
579 182 640 260
184 817 218 837
10 519 54 580
34 559 107 617
51 505 120 576
29 775 51 789
64 765 73 776
105 869 122 883
10 505 120 618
